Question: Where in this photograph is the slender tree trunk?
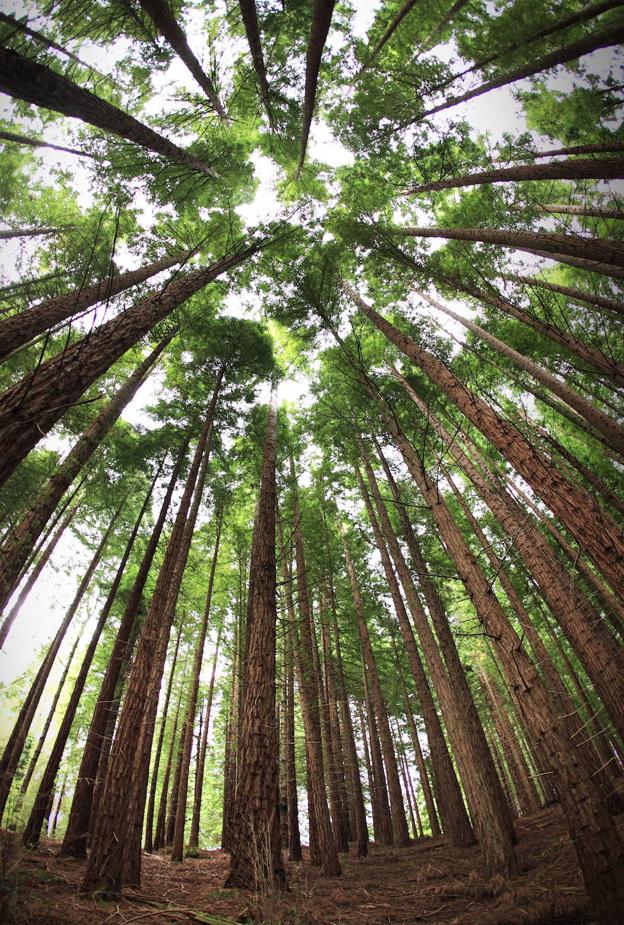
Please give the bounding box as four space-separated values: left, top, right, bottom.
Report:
0 253 190 362
360 680 390 845
0 226 59 240
225 393 286 889
341 531 410 847
417 0 471 53
238 0 274 125
359 0 421 72
399 681 440 837
0 501 80 648
22 491 150 848
0 128 92 158
390 371 624 741
0 336 173 613
539 431 624 519
417 25 624 120
406 157 624 194
0 247 254 488
391 224 624 270
344 283 624 600
283 609 302 862
171 511 223 861
154 679 185 852
61 446 185 857
82 378 221 895
499 272 624 318
188 629 221 852
138 0 227 118
145 623 183 854
542 203 624 220
285 458 341 875
298 0 337 171
0 514 118 823
165 715 188 848
528 249 624 280
0 46 215 174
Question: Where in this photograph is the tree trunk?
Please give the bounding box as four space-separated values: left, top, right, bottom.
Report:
171 510 223 861
0 514 118 823
298 0 337 172
361 666 392 845
399 680 440 837
341 531 410 848
61 445 186 858
238 0 274 125
145 623 183 854
283 608 302 862
499 272 624 318
528 249 624 280
188 629 221 852
0 247 254 488
154 675 185 852
417 24 624 120
417 0 471 53
390 370 624 741
344 283 624 601
359 0 421 72
165 715 189 848
406 157 624 195
22 490 148 848
0 46 215 174
391 224 624 270
0 252 190 361
225 393 286 889
0 226 60 240
138 0 227 118
0 128 92 158
82 378 221 895
542 203 624 220
0 335 173 613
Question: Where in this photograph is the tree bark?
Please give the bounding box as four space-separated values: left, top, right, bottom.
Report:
188 629 221 852
225 392 286 889
0 251 190 361
0 226 60 240
542 203 624 220
61 445 185 858
399 679 440 837
344 283 624 602
0 46 215 174
0 335 173 613
298 0 337 172
154 674 185 851
0 127 93 158
499 272 624 318
238 0 274 125
0 247 254 488
359 0 421 72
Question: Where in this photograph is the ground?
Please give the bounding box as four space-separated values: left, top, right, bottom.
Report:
0 807 608 925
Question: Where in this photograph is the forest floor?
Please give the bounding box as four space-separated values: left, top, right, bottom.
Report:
1 806 612 925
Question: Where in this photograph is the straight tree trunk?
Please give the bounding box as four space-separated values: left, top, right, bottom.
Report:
399 681 440 836
61 445 185 858
82 378 221 895
0 128 93 158
298 0 337 172
0 46 215 174
0 252 190 361
341 531 410 847
527 249 624 280
283 608 302 862
344 283 624 602
154 679 185 852
417 0 471 53
390 370 624 740
0 513 118 823
238 0 274 125
406 157 624 195
542 203 624 220
138 0 227 118
188 629 221 851
171 510 223 861
0 226 59 240
165 715 189 848
22 490 149 848
417 25 624 120
145 623 183 853
0 247 254 488
225 393 286 889
359 0 421 72
361 667 392 845
499 272 624 318
0 335 174 613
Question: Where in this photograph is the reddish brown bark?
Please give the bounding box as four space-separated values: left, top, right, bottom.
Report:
298 0 337 171
189 630 221 852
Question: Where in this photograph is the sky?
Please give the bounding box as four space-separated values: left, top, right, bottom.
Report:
0 1 619 756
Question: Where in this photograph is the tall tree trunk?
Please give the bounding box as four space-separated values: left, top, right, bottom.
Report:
499 272 624 318
542 203 624 220
145 623 183 854
0 247 254 488
238 0 274 125
22 490 149 848
417 24 624 120
406 157 624 195
417 0 471 53
539 431 624 520
138 0 227 118
0 252 190 361
0 514 118 823
341 531 410 848
0 500 80 648
82 378 221 895
361 666 392 845
154 673 185 852
188 629 221 852
0 46 215 174
225 393 286 889
356 452 517 871
0 226 59 240
420 291 624 439
390 370 624 741
283 608 302 862
0 336 173 613
344 283 624 600
399 679 440 837
165 715 188 848
390 224 624 270
0 127 92 158
287 457 341 874
171 510 223 861
359 0 421 72
61 446 185 858
298 0 337 172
